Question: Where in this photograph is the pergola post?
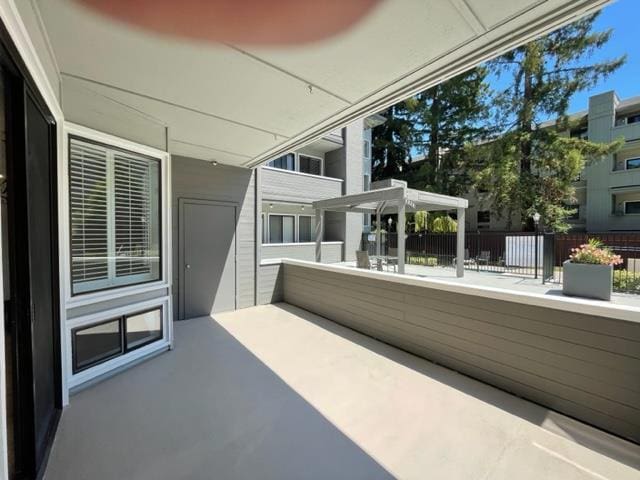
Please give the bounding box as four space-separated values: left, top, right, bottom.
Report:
456 207 465 278
375 209 381 257
315 208 323 263
397 202 405 274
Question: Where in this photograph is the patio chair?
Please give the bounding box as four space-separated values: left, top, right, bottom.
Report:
356 250 372 269
476 251 491 270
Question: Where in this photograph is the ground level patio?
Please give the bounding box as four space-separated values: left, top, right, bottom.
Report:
45 304 640 479
340 261 640 308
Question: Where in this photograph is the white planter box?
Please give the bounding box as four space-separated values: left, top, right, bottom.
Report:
562 260 613 301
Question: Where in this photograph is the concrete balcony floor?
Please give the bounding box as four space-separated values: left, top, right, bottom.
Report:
45 304 640 479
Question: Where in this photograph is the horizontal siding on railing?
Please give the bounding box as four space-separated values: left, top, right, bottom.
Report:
283 263 640 443
262 242 342 263
261 167 343 203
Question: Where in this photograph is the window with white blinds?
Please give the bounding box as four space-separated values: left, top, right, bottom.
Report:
69 138 161 294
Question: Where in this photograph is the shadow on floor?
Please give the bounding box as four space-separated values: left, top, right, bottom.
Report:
45 317 394 480
273 303 640 471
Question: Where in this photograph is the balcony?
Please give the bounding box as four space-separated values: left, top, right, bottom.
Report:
262 241 343 263
45 302 640 479
45 259 640 479
261 166 343 204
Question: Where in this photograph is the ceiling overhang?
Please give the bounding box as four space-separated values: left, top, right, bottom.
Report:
29 0 611 168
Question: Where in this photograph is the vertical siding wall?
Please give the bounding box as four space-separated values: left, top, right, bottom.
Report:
172 156 256 318
283 261 640 443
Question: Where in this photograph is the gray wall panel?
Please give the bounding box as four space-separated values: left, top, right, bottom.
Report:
172 156 256 318
258 264 283 305
282 263 640 443
67 289 170 319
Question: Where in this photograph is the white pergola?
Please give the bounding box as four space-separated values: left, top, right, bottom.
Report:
312 185 468 277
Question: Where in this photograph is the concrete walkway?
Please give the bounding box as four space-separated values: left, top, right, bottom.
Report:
45 304 640 479
341 261 640 308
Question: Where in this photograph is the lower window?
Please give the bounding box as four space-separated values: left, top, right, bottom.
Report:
72 307 163 373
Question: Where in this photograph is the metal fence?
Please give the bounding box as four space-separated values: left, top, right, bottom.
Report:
361 231 640 294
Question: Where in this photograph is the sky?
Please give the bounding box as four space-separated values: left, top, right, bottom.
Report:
564 0 640 112
479 0 638 123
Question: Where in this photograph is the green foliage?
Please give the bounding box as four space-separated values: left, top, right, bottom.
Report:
472 12 625 231
408 256 438 267
613 271 640 293
414 211 428 232
428 214 457 233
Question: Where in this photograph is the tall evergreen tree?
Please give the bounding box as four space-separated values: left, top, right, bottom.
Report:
371 100 414 180
475 12 625 231
410 67 492 196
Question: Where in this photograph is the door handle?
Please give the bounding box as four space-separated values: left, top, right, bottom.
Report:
185 264 191 269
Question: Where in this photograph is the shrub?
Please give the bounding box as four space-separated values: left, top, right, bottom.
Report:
569 238 623 266
613 270 640 293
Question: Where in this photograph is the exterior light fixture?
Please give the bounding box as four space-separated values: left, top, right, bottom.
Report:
532 212 541 225
269 204 273 209
301 205 305 211
210 160 218 166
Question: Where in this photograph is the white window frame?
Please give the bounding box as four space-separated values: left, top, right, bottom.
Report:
266 152 325 177
263 211 317 245
62 123 171 308
623 200 640 215
625 157 640 170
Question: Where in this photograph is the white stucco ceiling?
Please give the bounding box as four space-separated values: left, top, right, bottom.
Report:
35 0 610 167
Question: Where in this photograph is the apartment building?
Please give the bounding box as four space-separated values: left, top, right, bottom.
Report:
465 90 640 232
259 114 384 272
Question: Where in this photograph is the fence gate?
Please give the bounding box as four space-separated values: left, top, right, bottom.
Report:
542 232 556 283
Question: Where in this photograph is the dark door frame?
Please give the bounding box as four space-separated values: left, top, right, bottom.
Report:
1 19 62 480
178 197 238 320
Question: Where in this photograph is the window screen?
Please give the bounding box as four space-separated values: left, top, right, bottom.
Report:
298 155 321 175
70 138 161 294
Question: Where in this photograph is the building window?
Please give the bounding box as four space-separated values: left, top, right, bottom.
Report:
72 318 123 373
69 137 161 295
298 154 322 175
268 153 295 171
269 215 295 243
72 307 163 373
477 210 491 224
363 140 371 158
565 204 580 220
298 216 313 242
628 113 640 125
625 201 640 215
626 158 640 170
125 308 163 351
363 173 370 192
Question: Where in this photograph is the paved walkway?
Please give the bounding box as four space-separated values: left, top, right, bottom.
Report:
342 261 640 308
46 304 640 479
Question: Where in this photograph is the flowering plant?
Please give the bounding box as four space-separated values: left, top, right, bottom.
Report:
569 239 623 266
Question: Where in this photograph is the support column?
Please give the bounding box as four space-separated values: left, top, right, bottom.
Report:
398 203 405 274
456 207 465 278
315 208 323 263
375 209 381 257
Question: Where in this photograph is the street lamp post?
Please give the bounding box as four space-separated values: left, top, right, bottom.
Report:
532 212 541 280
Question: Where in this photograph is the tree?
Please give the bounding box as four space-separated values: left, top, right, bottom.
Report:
371 100 415 180
476 12 625 231
410 67 493 196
